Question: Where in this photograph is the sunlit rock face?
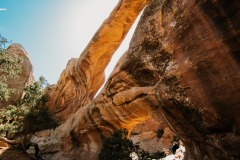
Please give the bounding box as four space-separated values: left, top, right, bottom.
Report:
130 118 175 153
46 0 149 124
37 0 240 159
0 44 34 108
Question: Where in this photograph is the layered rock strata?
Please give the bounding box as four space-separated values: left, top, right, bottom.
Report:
46 0 149 124
34 0 240 160
130 118 175 153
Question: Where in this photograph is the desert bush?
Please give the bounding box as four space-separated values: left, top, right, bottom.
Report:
98 129 166 160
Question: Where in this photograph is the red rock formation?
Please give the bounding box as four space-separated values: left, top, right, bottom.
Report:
46 0 149 124
151 0 240 159
32 0 240 160
125 0 240 159
130 118 175 153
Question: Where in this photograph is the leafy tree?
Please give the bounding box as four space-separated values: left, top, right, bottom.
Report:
99 129 135 160
98 129 166 160
0 35 23 102
0 35 56 142
0 77 56 139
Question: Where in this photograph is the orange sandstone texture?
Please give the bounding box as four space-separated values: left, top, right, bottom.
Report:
35 0 240 160
130 118 175 153
46 0 149 123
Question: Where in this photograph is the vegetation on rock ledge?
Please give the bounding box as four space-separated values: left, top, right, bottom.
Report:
0 35 57 149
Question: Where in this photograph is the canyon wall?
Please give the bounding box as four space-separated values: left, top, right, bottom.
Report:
32 0 240 159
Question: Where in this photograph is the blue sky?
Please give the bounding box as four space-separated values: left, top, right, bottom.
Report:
0 0 139 84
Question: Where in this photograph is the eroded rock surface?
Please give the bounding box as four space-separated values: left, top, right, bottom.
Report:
130 118 175 153
46 0 149 124
148 0 240 159
32 0 240 160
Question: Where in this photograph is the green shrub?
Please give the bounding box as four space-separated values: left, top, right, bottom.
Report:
0 36 56 139
24 105 57 134
0 36 57 160
98 129 166 160
99 129 134 160
0 77 57 139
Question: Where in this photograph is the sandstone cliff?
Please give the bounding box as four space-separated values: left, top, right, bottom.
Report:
22 0 240 159
46 0 149 124
130 118 175 153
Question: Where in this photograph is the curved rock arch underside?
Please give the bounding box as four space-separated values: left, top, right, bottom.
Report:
33 0 240 159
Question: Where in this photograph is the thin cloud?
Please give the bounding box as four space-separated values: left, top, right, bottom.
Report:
0 8 7 11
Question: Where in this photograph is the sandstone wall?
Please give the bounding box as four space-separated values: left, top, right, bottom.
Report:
34 0 240 159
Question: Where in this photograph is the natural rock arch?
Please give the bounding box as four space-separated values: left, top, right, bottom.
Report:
32 0 240 160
